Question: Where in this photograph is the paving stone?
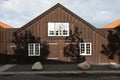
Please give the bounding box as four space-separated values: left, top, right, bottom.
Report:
0 64 16 72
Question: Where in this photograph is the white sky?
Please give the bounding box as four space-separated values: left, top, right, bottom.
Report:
0 0 120 28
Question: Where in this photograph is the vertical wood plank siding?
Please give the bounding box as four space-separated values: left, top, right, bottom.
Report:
16 7 108 64
0 28 13 54
1 5 119 64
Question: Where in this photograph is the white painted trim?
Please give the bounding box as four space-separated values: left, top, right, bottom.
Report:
48 43 58 45
10 45 16 48
28 43 40 56
47 57 59 60
79 43 92 56
65 43 76 45
48 22 69 36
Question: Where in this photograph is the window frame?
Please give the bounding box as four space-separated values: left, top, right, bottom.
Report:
48 22 69 36
28 43 40 56
79 43 92 56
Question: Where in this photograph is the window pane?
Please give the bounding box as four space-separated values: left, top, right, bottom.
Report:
49 31 54 35
63 30 68 35
48 23 55 36
56 31 58 35
28 44 34 56
35 44 40 55
62 23 69 36
80 43 85 54
80 43 92 55
28 43 40 56
86 43 91 55
35 44 40 56
48 22 69 36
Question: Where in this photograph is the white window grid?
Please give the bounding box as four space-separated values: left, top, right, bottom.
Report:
80 43 92 56
48 22 69 36
28 43 40 56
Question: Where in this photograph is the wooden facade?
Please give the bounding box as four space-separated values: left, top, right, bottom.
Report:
0 3 119 64
0 27 13 54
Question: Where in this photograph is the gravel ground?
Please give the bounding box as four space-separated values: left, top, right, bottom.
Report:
0 65 4 67
1 63 120 80
4 64 119 72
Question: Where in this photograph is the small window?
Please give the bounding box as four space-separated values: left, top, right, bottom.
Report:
80 43 92 55
48 22 69 36
28 43 40 56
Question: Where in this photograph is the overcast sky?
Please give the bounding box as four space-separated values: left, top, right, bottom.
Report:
0 0 120 28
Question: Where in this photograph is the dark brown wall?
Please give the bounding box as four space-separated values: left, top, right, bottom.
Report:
15 7 117 64
0 28 14 54
1 5 119 64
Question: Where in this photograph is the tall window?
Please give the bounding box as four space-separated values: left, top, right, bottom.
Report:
48 22 69 36
80 43 92 55
28 43 40 56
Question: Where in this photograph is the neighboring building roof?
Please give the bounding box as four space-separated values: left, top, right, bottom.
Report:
17 3 104 37
0 21 12 28
104 20 120 28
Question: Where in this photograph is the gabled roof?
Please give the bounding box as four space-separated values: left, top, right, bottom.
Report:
17 3 104 36
104 20 120 28
0 22 12 28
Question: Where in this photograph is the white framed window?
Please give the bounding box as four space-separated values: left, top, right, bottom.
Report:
80 43 92 56
28 43 40 56
48 22 69 36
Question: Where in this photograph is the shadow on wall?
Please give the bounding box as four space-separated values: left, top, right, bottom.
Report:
0 53 13 64
11 30 49 64
64 27 85 63
101 26 120 60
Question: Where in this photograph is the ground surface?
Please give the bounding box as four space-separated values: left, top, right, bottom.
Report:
3 64 119 72
0 74 120 80
0 61 120 80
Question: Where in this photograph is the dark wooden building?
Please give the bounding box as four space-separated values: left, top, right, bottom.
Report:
0 3 120 64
